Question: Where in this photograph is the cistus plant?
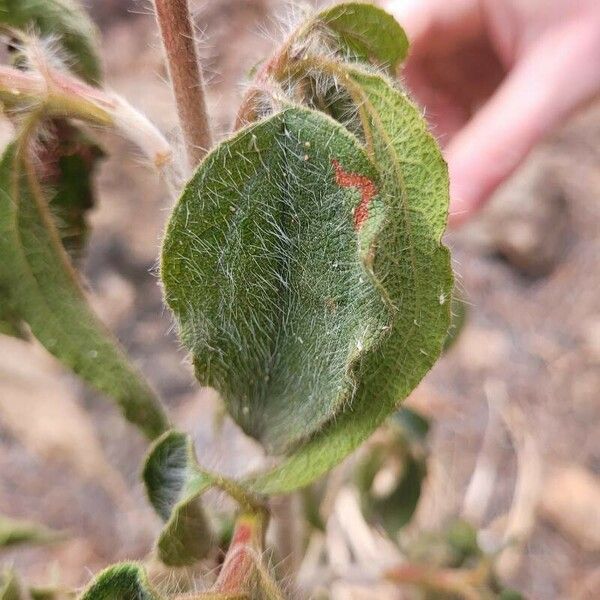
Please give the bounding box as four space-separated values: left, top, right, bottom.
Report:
0 1 522 598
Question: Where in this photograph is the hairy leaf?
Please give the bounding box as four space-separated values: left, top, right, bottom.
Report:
79 564 159 600
316 2 408 72
143 431 214 565
0 0 102 83
162 107 387 454
245 68 452 493
0 515 61 547
0 143 169 439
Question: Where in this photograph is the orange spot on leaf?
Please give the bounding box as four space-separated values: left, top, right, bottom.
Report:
332 159 377 230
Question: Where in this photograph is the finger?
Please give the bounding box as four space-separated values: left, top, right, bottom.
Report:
382 0 481 55
446 16 600 227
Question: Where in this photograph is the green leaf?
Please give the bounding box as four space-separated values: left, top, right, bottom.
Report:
143 431 214 565
0 0 102 83
0 142 169 439
355 410 429 537
30 587 73 600
316 2 408 72
356 446 425 537
0 515 62 547
0 572 23 600
246 69 452 494
0 292 27 338
162 107 387 454
79 563 159 600
391 407 430 441
0 122 100 338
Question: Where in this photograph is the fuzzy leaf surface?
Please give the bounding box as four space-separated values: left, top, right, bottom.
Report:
316 3 408 72
162 108 388 453
143 431 214 565
0 0 101 83
0 144 168 439
79 564 159 600
245 68 452 493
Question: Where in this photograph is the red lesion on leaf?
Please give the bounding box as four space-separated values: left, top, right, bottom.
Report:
332 159 378 230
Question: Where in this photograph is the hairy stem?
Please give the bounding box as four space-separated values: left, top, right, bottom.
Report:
153 0 212 168
0 64 171 170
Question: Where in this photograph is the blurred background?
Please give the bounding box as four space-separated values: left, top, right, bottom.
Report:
0 1 598 598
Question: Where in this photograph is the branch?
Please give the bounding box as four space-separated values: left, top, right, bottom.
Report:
153 0 212 169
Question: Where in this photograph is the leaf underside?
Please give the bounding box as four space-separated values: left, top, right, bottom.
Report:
162 108 387 454
246 70 451 493
0 144 169 439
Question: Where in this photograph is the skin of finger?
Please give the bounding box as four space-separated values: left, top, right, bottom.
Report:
447 12 600 226
383 0 482 54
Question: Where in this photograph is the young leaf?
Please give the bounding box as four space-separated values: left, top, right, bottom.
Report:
0 515 62 547
143 431 214 565
79 563 159 600
355 410 429 538
143 431 264 566
162 107 388 454
0 143 169 439
315 2 408 72
0 0 102 83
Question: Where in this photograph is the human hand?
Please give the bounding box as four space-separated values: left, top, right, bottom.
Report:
383 0 600 226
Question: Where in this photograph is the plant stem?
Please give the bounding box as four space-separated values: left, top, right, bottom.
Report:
153 0 212 168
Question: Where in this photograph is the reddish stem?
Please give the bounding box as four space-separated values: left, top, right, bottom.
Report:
153 0 212 168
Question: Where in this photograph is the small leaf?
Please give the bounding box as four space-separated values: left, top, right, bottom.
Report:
0 572 23 600
79 563 159 600
316 2 408 72
355 411 429 537
30 586 73 600
162 107 386 454
0 143 169 439
0 515 62 548
0 0 102 83
391 407 430 442
143 431 214 565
